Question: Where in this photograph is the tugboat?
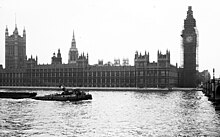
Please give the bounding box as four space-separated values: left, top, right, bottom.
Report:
33 86 92 101
0 91 37 99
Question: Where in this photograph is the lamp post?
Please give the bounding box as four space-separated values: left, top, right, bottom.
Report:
213 68 215 100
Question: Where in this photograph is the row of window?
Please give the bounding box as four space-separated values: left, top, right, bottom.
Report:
0 73 24 78
28 73 135 77
137 71 170 76
29 67 134 72
1 74 172 79
1 77 176 87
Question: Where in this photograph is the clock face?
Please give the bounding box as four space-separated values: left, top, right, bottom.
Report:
186 36 193 43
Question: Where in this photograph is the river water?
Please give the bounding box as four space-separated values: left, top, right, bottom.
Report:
0 90 220 137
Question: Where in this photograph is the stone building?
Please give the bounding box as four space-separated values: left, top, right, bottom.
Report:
135 50 178 88
0 25 179 87
179 6 199 87
5 25 26 69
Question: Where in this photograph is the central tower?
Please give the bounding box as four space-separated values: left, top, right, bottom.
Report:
68 30 78 64
181 6 198 87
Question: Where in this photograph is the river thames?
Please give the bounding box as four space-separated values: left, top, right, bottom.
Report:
0 89 220 136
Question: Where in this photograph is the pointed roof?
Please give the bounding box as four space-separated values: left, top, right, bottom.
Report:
72 29 76 44
187 6 193 17
13 24 19 35
23 27 26 33
184 6 196 29
70 29 78 51
5 26 8 31
5 26 9 35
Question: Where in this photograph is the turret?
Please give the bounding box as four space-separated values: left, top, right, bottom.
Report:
157 50 170 67
36 56 38 64
57 49 61 58
5 26 8 37
52 49 62 65
135 51 138 59
23 27 26 38
77 52 89 67
134 51 150 67
27 55 38 68
13 24 19 35
87 53 89 60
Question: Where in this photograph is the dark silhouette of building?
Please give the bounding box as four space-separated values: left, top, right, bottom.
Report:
180 6 198 87
5 25 26 69
0 23 180 87
51 49 62 65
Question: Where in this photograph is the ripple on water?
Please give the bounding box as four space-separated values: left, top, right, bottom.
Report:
0 90 220 136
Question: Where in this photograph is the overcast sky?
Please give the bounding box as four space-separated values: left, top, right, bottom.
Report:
0 0 220 77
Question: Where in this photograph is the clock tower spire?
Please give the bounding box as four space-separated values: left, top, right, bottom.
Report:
180 6 198 87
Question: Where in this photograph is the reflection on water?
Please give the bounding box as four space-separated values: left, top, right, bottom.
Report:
0 90 220 136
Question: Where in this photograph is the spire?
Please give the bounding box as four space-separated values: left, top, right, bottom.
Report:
15 13 17 26
23 27 26 37
68 29 78 64
13 13 19 35
13 24 18 35
5 26 8 36
71 29 76 48
72 29 75 40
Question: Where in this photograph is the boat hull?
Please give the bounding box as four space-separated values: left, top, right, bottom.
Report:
0 92 37 99
33 94 92 101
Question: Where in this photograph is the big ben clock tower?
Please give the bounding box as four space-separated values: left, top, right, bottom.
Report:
181 6 198 87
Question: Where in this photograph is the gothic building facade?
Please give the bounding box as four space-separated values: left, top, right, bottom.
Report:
0 26 178 87
1 6 202 88
135 50 178 88
5 25 26 69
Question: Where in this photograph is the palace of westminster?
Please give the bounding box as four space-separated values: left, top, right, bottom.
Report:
0 6 210 88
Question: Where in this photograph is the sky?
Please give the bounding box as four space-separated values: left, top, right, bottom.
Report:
0 0 220 77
